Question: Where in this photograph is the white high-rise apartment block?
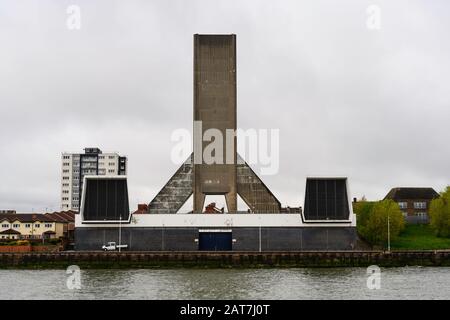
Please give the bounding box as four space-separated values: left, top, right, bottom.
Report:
61 147 127 211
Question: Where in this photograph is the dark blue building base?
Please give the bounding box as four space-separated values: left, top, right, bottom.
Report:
75 227 358 251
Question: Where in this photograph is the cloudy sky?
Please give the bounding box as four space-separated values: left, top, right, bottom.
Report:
0 0 449 212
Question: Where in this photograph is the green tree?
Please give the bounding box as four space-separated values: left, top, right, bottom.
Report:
429 186 450 237
355 199 405 247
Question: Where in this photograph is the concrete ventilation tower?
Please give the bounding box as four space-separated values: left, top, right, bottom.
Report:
148 34 282 214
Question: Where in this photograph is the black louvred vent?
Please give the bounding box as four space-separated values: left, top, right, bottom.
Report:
304 178 350 220
82 178 130 221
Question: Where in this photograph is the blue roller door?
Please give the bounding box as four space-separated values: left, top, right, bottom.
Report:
199 232 232 251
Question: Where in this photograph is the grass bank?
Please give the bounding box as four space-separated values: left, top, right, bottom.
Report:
391 224 450 250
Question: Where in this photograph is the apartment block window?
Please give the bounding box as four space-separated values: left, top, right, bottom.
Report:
73 197 79 201
414 202 427 209
99 162 104 166
63 169 69 173
63 155 70 159
63 162 70 166
63 176 70 180
99 156 105 159
398 202 408 209
109 156 115 159
415 212 427 218
13 224 20 228
108 169 115 173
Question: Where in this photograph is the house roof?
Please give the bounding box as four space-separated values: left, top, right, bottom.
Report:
44 210 76 223
0 228 21 235
0 210 76 224
0 214 55 223
384 187 440 201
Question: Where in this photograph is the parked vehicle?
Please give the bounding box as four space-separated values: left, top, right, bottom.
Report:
102 242 128 251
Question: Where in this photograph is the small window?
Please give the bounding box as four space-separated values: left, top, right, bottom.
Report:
25 224 31 228
35 224 40 228
415 212 427 217
398 202 408 209
414 202 426 209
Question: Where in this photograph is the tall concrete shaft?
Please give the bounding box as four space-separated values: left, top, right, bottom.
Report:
193 34 237 213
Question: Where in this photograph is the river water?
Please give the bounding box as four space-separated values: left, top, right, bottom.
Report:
1 267 449 299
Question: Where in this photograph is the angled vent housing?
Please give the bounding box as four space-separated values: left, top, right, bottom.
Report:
303 178 351 221
81 176 130 222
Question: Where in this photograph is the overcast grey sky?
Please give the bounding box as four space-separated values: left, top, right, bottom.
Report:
0 0 449 212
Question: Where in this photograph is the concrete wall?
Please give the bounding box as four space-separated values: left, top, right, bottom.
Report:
75 227 357 251
3 250 450 268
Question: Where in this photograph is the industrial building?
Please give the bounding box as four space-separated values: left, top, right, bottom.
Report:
75 34 357 251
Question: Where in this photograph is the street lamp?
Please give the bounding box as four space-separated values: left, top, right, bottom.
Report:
118 215 122 253
387 212 391 252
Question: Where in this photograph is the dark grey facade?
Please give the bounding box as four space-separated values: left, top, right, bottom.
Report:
75 227 357 251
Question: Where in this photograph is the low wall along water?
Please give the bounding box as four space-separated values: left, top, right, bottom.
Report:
1 251 449 268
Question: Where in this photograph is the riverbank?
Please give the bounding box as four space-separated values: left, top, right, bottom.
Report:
1 251 450 269
391 224 450 250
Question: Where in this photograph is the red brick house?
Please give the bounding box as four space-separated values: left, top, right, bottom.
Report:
383 187 440 224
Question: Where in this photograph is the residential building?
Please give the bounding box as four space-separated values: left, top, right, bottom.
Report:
384 187 440 224
0 210 16 214
0 211 75 240
61 147 127 211
45 210 76 241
